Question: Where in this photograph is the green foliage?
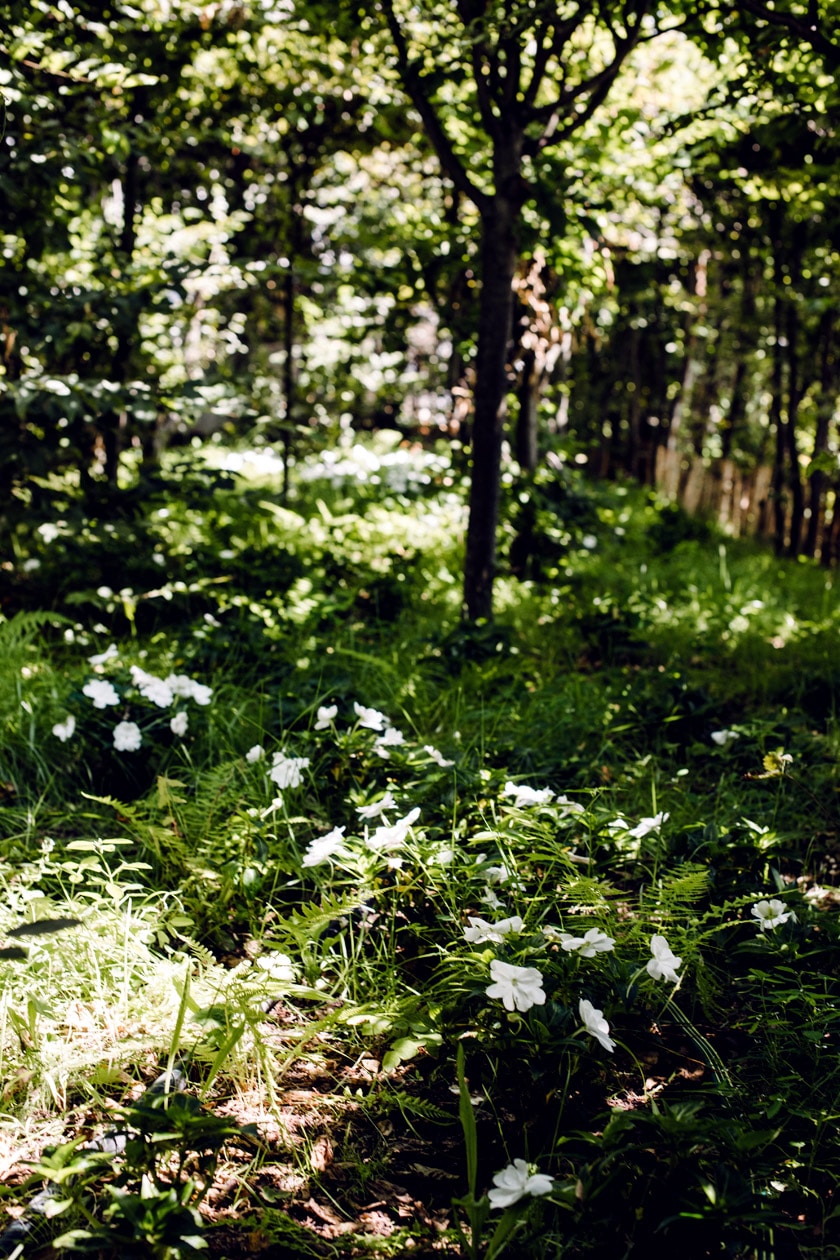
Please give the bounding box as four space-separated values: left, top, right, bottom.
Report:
1 443 840 1256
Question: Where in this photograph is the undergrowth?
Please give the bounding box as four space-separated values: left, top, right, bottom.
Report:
0 438 838 1258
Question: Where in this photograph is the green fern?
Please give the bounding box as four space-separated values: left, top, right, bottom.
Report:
277 894 373 949
641 863 711 917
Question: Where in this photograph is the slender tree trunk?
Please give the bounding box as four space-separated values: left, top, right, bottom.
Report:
806 312 838 558
770 290 787 556
463 195 519 621
785 240 805 556
282 259 295 503
515 347 539 472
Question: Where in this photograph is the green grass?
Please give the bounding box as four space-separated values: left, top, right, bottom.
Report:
0 439 839 1257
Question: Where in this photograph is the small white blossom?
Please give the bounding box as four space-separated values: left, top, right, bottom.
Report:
646 934 682 983
485 960 546 1013
269 753 310 790
487 1159 554 1210
188 681 212 706
463 915 525 945
130 667 174 708
558 928 615 957
83 679 120 709
255 952 295 982
480 886 505 910
169 711 188 737
368 807 421 852
113 721 142 752
502 781 555 808
423 744 454 767
579 998 615 1052
751 899 792 931
627 812 669 839
314 703 338 730
52 715 76 742
165 674 212 705
245 744 264 763
260 795 284 818
87 644 118 666
374 726 405 757
353 702 388 731
711 729 739 747
555 795 586 816
356 792 396 820
302 827 348 868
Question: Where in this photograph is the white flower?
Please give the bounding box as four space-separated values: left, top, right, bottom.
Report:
87 644 118 666
52 715 76 742
166 674 197 698
423 744 454 767
480 886 505 911
269 753 310 790
711 729 739 746
558 928 615 957
487 1159 554 1210
485 960 546 1013
188 681 212 706
170 711 188 737
357 792 396 820
463 915 525 945
353 702 389 731
245 744 264 763
302 827 348 868
483 864 510 885
113 721 142 752
260 795 284 818
165 674 212 705
367 807 421 852
579 998 615 1052
627 812 669 839
130 667 174 708
555 795 585 816
374 726 405 757
502 781 555 808
314 703 338 730
83 679 120 709
751 899 792 931
646 934 682 983
255 952 295 982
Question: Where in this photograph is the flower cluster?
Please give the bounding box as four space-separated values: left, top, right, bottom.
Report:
474 921 687 1054
52 650 212 751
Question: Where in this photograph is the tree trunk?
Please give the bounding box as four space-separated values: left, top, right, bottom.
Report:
463 196 519 621
784 242 805 556
805 312 838 558
515 347 539 472
770 290 787 556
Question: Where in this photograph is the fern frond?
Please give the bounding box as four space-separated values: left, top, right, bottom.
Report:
642 863 711 916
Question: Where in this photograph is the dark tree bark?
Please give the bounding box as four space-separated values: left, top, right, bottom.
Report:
464 194 520 619
805 311 839 558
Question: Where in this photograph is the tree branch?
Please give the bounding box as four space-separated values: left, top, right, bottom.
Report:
732 0 840 68
380 0 490 211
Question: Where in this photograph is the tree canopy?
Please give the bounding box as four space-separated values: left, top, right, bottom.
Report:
2 0 840 608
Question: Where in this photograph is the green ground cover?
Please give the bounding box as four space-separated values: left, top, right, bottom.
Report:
1 437 839 1258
